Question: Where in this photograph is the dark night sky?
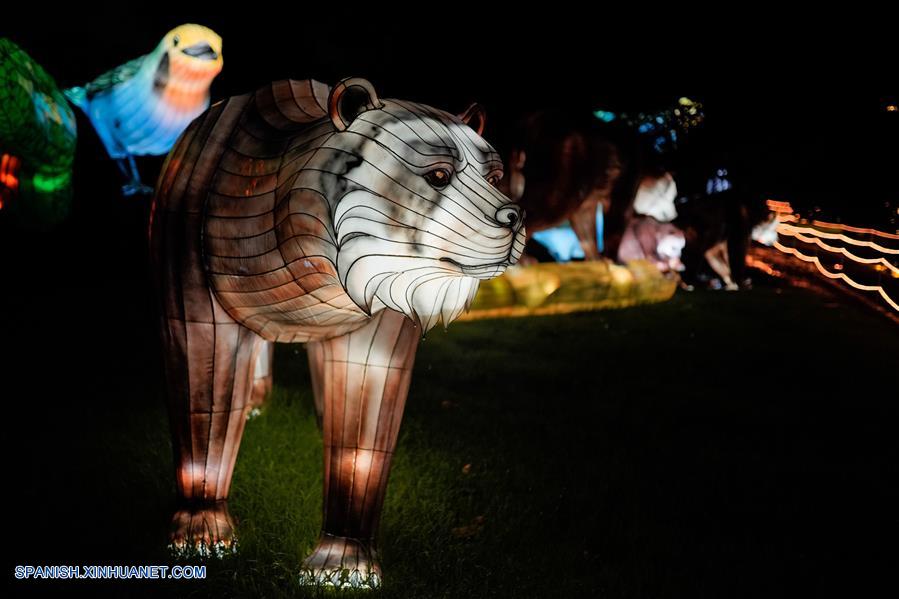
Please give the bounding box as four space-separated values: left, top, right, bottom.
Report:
4 5 897 225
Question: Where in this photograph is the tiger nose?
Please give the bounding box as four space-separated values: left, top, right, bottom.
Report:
494 204 523 229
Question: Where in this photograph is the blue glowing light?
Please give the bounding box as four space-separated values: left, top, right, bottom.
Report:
706 169 732 195
532 226 584 262
593 110 617 123
653 136 667 153
530 210 604 262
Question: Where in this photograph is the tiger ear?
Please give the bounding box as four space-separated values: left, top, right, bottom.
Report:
329 77 383 131
459 103 486 136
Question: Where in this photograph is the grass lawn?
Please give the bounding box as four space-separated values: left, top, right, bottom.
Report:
4 268 898 598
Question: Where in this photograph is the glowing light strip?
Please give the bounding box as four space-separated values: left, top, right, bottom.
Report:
773 241 899 312
766 199 794 213
765 198 899 240
778 229 899 274
777 224 899 255
809 219 899 240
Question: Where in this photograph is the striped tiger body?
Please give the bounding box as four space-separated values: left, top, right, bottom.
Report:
151 78 523 587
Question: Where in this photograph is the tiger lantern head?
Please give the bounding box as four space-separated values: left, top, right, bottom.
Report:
325 79 525 331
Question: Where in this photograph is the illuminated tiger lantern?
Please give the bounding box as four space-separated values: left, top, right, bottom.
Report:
66 24 222 195
150 78 524 587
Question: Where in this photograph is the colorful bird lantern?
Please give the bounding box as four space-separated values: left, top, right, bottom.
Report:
65 24 222 195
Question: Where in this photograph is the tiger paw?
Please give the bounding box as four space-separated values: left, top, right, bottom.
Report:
168 502 238 559
298 534 382 589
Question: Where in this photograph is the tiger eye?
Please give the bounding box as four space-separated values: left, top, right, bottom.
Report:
424 169 451 188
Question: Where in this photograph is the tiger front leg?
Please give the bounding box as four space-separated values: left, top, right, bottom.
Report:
162 305 262 557
299 309 419 588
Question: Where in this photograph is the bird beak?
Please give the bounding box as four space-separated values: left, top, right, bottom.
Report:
181 42 218 60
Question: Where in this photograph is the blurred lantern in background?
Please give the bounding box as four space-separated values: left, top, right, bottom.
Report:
619 172 686 272
633 172 678 222
0 38 77 227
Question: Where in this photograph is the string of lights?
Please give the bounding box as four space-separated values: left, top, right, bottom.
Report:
776 223 899 255
765 200 793 214
808 220 899 240
777 229 899 275
763 199 898 313
772 241 899 312
766 200 899 240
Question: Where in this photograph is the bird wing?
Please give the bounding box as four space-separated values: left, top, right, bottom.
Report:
84 55 146 98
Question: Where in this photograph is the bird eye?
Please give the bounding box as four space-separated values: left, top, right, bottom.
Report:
487 173 502 187
173 35 180 47
424 168 451 189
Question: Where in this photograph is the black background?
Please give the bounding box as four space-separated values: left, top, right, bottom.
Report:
4 4 897 225
2 6 898 597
